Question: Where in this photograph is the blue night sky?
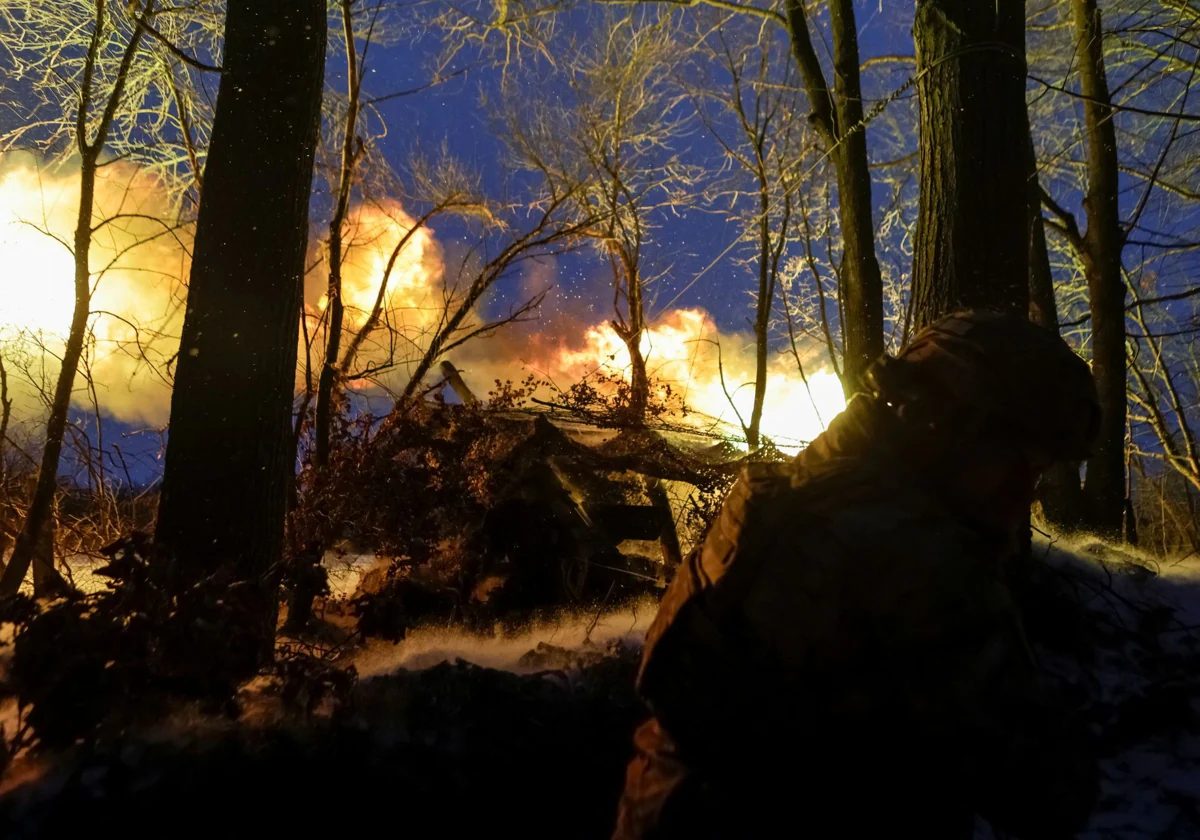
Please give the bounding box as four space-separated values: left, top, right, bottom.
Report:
46 1 1200 485
355 2 919 337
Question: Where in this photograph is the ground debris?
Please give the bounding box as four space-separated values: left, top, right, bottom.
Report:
0 636 644 840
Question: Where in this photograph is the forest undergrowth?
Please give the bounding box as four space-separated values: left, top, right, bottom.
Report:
0 531 1194 838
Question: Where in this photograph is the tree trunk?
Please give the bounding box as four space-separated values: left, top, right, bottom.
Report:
827 0 884 390
0 0 150 599
747 193 772 450
1071 0 1126 538
1027 119 1087 531
31 509 64 597
911 0 1031 328
314 0 360 470
0 355 10 486
155 0 327 665
1027 152 1059 332
784 0 883 392
0 358 10 563
614 250 649 424
292 5 360 631
0 157 98 596
622 330 650 423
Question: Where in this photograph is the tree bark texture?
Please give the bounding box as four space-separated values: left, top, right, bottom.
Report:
784 0 883 393
1071 0 1127 538
155 0 327 656
911 0 1031 328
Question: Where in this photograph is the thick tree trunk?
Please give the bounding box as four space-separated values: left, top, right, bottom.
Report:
784 0 883 393
1071 0 1127 538
155 0 327 664
31 512 63 596
911 0 1031 328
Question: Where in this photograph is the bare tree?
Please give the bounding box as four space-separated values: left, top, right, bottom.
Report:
1127 302 1200 496
0 1 156 595
0 355 10 489
0 352 14 562
1065 0 1128 537
1026 130 1090 529
306 0 494 466
435 0 886 391
0 0 216 594
784 0 883 389
689 21 808 447
508 13 698 424
313 0 371 470
1028 0 1200 538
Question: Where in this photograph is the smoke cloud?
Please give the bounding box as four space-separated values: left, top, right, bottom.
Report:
0 153 843 450
0 152 187 427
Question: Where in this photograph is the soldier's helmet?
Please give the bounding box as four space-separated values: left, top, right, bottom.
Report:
864 311 1100 461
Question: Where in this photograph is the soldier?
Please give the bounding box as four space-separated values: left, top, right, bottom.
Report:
613 311 1101 839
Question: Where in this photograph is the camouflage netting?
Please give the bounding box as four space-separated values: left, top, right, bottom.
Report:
297 402 758 641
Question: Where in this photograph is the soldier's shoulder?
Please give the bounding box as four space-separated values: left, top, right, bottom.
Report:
713 460 800 529
735 455 884 497
714 455 996 568
786 460 987 560
829 490 989 570
730 456 943 517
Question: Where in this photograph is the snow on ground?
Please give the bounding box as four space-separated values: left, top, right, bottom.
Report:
350 599 657 677
14 535 1200 836
20 549 380 598
980 535 1200 839
319 551 381 599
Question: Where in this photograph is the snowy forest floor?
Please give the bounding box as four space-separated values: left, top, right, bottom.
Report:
1021 536 1200 840
0 535 1196 839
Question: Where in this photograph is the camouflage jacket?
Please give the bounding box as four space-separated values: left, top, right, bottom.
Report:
633 395 1097 838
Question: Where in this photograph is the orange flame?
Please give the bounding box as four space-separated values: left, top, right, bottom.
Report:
1 153 842 448
548 308 844 448
308 200 444 391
